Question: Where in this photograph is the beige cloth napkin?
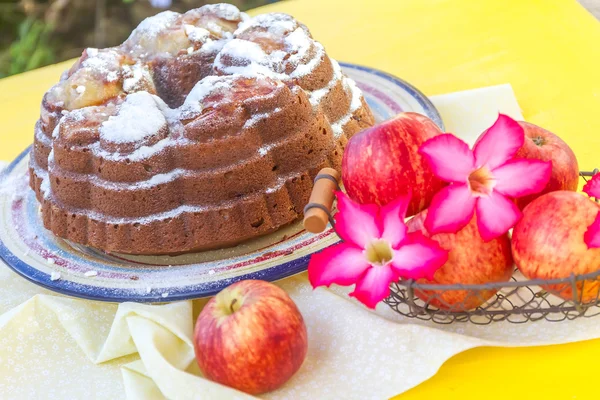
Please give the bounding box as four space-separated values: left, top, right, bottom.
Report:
3 84 595 400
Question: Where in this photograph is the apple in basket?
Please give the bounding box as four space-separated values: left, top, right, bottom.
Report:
513 122 579 209
512 191 600 303
193 280 308 395
342 112 446 217
407 210 514 311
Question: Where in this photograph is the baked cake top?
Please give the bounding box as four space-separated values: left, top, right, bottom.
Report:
39 4 363 167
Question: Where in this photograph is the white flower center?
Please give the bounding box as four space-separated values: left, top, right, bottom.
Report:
364 239 393 266
468 166 496 197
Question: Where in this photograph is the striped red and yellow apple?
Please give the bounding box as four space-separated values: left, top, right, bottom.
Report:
408 210 513 311
514 122 579 209
512 191 600 302
342 112 446 217
193 280 307 395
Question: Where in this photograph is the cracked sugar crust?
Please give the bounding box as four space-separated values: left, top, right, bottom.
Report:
30 3 375 255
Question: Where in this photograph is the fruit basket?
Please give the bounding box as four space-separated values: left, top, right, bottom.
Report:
384 170 600 325
306 170 600 325
385 269 600 325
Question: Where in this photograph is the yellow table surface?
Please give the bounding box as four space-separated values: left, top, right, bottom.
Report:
1 0 600 398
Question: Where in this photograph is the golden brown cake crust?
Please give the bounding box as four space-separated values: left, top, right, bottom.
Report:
30 4 374 255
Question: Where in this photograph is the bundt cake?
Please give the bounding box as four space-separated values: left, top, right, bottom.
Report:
29 4 375 255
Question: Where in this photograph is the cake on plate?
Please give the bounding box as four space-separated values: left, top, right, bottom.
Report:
29 3 375 255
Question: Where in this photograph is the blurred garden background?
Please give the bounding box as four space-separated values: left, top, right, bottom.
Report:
0 0 279 78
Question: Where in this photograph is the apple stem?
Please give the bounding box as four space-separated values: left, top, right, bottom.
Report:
230 298 238 314
532 136 545 146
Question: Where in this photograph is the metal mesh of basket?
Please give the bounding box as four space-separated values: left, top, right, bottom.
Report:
384 170 600 324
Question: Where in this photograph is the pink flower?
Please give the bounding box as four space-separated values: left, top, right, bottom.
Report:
583 174 600 248
308 191 448 309
583 174 600 199
419 114 552 241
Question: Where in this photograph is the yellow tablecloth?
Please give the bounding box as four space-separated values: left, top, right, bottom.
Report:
2 0 600 398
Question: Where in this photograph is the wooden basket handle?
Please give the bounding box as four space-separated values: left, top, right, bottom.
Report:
303 167 341 233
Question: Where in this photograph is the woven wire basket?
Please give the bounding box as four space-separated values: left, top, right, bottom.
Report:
384 170 600 325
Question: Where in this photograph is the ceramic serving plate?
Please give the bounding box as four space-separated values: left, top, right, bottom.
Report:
0 63 443 303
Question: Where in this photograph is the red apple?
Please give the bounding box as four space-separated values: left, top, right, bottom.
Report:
514 121 579 209
512 191 600 302
194 280 308 395
342 112 446 216
407 210 513 311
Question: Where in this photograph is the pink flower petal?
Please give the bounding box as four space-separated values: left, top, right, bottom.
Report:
419 134 475 183
424 184 476 234
493 159 552 198
379 191 411 248
584 214 600 249
308 243 370 287
334 191 381 248
583 174 600 199
349 265 397 308
475 191 522 241
473 114 524 170
391 232 448 280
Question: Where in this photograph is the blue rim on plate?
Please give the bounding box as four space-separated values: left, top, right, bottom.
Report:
0 63 443 303
339 62 444 130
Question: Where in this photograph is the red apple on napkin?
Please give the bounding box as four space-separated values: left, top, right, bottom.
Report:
342 112 446 216
512 191 600 302
194 280 308 395
407 210 513 310
514 122 579 209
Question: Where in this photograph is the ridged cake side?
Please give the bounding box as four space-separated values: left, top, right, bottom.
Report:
30 4 374 254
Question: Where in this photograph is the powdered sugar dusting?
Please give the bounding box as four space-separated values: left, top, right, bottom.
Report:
129 168 182 188
179 76 233 118
215 39 285 79
38 173 50 199
122 63 153 93
309 58 343 107
245 107 282 129
65 108 89 122
285 27 311 58
290 42 324 78
107 71 119 82
86 168 186 190
94 137 189 162
235 13 296 36
218 21 321 80
88 204 209 225
81 50 121 80
119 138 171 160
345 76 363 112
100 92 167 144
200 37 228 54
202 3 243 21
264 175 291 194
127 11 179 43
330 76 364 138
184 25 210 43
258 143 274 157
223 39 268 61
51 117 64 139
73 180 290 225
